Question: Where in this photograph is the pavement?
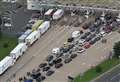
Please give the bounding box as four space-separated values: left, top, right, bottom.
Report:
94 65 120 82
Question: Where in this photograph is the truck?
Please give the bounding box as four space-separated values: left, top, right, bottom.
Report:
31 20 44 31
18 29 32 43
0 56 14 75
38 21 50 35
53 9 64 20
25 31 40 46
44 9 55 20
10 43 28 61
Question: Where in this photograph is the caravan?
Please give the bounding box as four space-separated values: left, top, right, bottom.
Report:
10 43 28 61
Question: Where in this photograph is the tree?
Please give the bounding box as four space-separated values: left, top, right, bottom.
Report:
113 41 120 58
3 43 9 48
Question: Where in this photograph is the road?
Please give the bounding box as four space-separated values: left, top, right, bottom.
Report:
94 65 120 82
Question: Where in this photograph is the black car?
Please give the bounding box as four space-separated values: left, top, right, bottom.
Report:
36 76 46 82
39 63 47 68
94 36 101 42
55 63 63 69
48 61 54 67
53 58 62 64
31 72 41 79
56 52 63 58
64 58 72 64
67 37 74 42
89 39 96 45
42 66 50 72
46 55 54 62
70 54 77 59
46 70 55 76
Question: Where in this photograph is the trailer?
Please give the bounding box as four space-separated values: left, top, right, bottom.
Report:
31 20 44 31
53 9 64 20
44 9 55 20
25 31 40 46
10 43 28 60
0 56 14 75
18 29 32 43
38 21 50 34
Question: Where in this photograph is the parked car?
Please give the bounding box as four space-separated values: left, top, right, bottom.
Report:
67 37 74 42
46 70 55 76
42 66 50 72
53 58 62 64
84 42 91 49
70 53 77 59
46 55 54 62
39 63 47 68
77 48 85 53
64 58 72 64
55 63 63 69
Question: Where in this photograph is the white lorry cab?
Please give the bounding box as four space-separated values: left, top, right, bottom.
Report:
10 43 28 61
25 31 40 46
53 9 64 20
0 56 14 75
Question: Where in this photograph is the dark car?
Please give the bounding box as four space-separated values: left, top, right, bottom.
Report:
56 52 63 58
42 66 50 72
46 55 54 62
81 32 91 39
55 63 63 69
36 76 46 82
53 58 62 64
70 54 77 59
48 61 54 67
31 72 41 79
94 36 101 42
39 63 47 68
67 37 74 42
46 70 55 76
64 58 72 64
86 34 96 42
89 39 96 45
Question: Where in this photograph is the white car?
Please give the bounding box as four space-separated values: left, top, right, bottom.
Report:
77 48 85 53
4 23 12 27
52 48 60 54
72 31 80 38
99 31 106 37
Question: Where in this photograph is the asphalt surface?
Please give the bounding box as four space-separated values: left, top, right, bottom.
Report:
94 65 120 82
1 2 36 36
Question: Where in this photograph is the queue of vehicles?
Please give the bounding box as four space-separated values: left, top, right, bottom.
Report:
0 9 64 75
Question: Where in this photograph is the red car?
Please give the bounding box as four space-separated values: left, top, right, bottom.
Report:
84 42 91 49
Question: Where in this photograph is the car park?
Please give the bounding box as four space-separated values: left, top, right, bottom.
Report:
55 63 63 69
39 63 47 68
64 58 72 64
46 70 55 76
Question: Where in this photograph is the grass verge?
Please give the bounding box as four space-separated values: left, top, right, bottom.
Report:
73 57 120 82
0 35 17 60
